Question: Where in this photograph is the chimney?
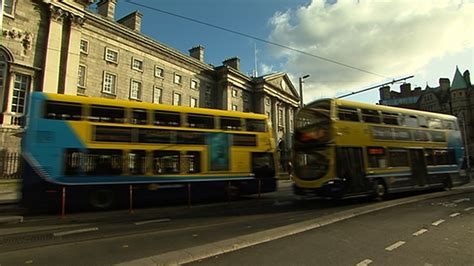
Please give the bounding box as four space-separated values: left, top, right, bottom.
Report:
223 57 240 71
379 86 391 100
117 11 143 32
97 0 116 20
189 45 205 62
439 78 450 90
400 83 411 96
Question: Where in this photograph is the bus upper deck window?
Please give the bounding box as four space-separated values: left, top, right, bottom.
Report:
402 115 418 127
45 101 82 120
442 120 455 130
221 117 241 130
90 105 125 123
188 114 214 129
427 118 442 129
382 112 399 125
361 109 381 123
246 119 266 132
132 109 148 125
154 111 180 127
337 106 359 122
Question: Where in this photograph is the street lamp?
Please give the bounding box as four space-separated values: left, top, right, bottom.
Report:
299 75 310 107
459 112 470 175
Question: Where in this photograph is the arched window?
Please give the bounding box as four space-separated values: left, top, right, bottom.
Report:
0 52 7 97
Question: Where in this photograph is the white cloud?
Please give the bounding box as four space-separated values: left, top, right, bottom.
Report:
260 63 275 75
267 0 474 103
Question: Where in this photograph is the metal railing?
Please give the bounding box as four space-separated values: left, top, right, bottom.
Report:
0 152 20 180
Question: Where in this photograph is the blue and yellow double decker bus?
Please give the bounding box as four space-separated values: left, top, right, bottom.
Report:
292 98 469 199
21 92 276 209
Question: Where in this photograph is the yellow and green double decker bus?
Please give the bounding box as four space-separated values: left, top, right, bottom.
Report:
22 92 276 210
292 98 469 199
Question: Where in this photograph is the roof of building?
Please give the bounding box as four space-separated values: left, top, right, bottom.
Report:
451 66 468 91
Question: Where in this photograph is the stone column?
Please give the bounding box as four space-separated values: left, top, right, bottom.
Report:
63 15 85 95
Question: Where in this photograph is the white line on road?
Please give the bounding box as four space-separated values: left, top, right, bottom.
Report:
53 227 99 237
464 207 474 211
432 219 445 226
412 229 428 236
450 212 461 217
453 198 470 203
134 218 171 225
356 259 373 266
385 241 406 251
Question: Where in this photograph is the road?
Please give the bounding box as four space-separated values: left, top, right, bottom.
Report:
191 192 474 266
0 181 473 265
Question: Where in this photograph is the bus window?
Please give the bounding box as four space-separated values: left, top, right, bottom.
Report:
83 149 123 175
361 109 381 123
442 120 455 130
64 149 83 175
90 105 125 123
367 147 386 168
388 149 409 167
337 106 359 122
382 112 399 125
154 111 180 127
221 117 241 130
418 116 428 128
128 150 146 175
401 115 418 127
132 109 148 125
138 128 174 143
188 114 214 129
246 119 266 132
176 131 206 144
424 149 434 165
153 151 180 174
427 118 442 129
93 126 133 142
232 134 257 146
45 101 82 120
185 151 201 173
433 149 456 165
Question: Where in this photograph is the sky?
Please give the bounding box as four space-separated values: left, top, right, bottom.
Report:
106 0 473 104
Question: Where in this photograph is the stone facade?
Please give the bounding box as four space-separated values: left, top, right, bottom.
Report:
0 0 300 170
379 67 473 160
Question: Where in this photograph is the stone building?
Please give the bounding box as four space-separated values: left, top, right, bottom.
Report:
379 67 473 161
0 0 300 171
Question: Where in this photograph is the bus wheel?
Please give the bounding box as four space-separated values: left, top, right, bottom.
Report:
372 180 387 200
89 189 115 210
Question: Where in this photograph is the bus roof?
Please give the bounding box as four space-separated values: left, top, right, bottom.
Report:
36 92 268 120
306 98 457 121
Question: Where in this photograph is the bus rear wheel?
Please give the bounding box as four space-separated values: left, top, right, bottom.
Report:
372 179 387 200
89 189 116 210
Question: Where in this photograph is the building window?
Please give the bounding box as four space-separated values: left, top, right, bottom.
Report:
191 80 198 90
174 73 182 84
132 58 143 71
0 54 7 99
80 39 89 54
78 65 86 88
102 72 117 95
232 89 238 97
105 48 119 64
153 86 162 104
173 92 182 106
278 108 284 126
190 97 198 108
11 74 30 114
154 66 164 78
130 80 142 100
232 104 238 111
3 0 14 16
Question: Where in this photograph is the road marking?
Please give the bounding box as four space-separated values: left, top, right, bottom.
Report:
53 227 98 237
356 259 373 266
413 229 428 236
464 207 474 211
450 212 461 217
453 198 470 203
385 241 406 251
134 218 171 225
432 219 445 226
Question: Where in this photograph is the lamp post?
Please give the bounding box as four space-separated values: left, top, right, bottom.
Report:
459 112 471 176
299 75 310 107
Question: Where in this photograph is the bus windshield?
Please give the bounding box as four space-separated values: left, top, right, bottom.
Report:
294 105 331 147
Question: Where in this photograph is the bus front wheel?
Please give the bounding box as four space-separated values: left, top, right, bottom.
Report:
372 179 387 200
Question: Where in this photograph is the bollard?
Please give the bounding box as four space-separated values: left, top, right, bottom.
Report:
129 185 134 214
61 187 66 219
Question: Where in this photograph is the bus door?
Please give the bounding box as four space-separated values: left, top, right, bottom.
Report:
336 147 366 193
409 149 427 187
